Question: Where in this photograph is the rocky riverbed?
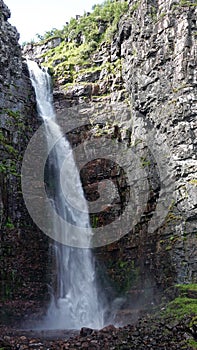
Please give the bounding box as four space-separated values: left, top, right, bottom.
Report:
0 311 196 350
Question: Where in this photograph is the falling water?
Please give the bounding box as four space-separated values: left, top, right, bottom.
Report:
27 60 105 329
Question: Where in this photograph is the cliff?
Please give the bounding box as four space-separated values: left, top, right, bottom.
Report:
121 0 197 286
24 0 196 299
0 0 49 323
0 0 196 325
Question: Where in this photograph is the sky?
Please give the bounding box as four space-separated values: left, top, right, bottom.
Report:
5 0 104 44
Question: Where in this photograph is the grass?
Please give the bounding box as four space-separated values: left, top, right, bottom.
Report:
162 296 197 319
176 284 197 292
158 285 197 349
159 285 197 321
188 339 197 349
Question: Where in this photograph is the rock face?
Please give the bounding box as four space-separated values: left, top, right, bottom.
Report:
91 0 197 307
34 0 196 309
119 0 197 286
0 0 35 226
0 0 196 326
0 0 49 323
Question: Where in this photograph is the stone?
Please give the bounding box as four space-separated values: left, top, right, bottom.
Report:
80 327 94 337
101 325 117 335
76 70 101 83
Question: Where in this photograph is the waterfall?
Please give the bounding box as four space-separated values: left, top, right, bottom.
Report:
27 60 105 330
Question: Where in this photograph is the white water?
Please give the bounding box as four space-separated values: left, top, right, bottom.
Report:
27 60 105 330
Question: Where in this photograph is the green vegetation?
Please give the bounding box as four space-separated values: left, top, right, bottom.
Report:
189 179 197 186
140 156 151 167
33 0 128 85
92 214 99 228
0 159 18 176
1 108 26 133
39 0 128 45
179 0 197 6
2 109 20 119
166 212 182 223
159 12 167 20
188 339 197 349
108 258 140 294
150 5 157 21
159 285 197 349
162 296 197 319
0 130 18 159
176 284 197 292
130 1 141 13
0 108 25 176
172 0 197 10
5 217 15 229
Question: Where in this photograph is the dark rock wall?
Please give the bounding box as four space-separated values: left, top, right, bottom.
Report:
0 0 49 323
0 0 36 226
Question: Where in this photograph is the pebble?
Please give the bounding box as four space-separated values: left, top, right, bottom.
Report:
0 315 195 350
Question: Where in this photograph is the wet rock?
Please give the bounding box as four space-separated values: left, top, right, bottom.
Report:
101 325 117 333
80 327 94 337
0 336 12 349
0 312 195 349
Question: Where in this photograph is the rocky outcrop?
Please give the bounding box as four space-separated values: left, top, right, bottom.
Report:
0 0 49 322
23 36 63 61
